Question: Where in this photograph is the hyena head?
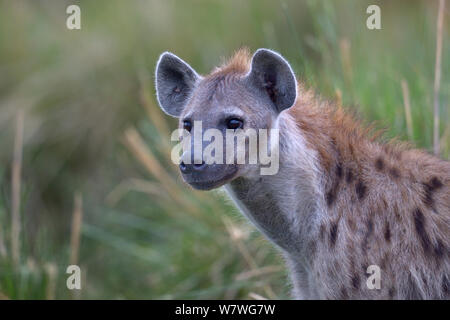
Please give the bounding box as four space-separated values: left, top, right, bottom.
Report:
155 48 297 190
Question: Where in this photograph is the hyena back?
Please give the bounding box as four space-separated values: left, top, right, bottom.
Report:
155 48 450 299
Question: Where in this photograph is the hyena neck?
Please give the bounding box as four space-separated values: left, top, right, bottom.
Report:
225 108 327 256
225 89 372 257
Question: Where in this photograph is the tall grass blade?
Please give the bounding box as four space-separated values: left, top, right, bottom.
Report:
11 109 24 267
401 79 414 140
70 192 83 266
433 0 445 155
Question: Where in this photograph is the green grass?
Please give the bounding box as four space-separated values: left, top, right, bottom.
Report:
0 0 448 299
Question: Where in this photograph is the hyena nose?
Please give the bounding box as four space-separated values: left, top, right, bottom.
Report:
179 161 206 173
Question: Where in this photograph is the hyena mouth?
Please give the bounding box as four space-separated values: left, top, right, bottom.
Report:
184 168 238 190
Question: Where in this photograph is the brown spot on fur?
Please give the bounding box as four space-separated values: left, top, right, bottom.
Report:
430 176 444 189
422 184 434 208
351 274 360 290
326 165 343 207
413 208 432 256
355 180 367 200
345 169 354 183
347 217 356 232
319 224 326 241
329 221 339 248
383 144 402 160
336 163 343 179
388 287 395 299
380 255 388 270
307 240 317 258
340 287 348 299
384 223 391 243
325 189 336 207
434 239 446 260
422 176 444 209
381 198 388 210
362 263 369 274
330 136 337 147
394 206 401 222
349 144 355 157
375 157 384 171
443 275 449 294
421 272 428 286
389 167 400 179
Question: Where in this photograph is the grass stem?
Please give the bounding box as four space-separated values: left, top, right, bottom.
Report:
11 109 24 267
401 79 414 140
433 0 445 155
70 192 83 266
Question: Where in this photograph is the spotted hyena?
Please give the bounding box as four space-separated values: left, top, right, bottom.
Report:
154 48 449 299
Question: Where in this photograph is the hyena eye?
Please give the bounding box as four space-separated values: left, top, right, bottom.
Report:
183 120 192 132
226 118 244 130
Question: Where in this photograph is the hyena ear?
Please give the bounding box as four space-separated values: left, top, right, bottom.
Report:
246 48 297 113
155 52 201 117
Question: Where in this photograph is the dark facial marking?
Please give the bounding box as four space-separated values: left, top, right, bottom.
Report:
384 223 391 243
355 180 367 200
413 208 432 255
375 157 384 171
329 221 339 248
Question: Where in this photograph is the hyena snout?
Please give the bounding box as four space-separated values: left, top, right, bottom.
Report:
178 151 238 191
179 160 206 173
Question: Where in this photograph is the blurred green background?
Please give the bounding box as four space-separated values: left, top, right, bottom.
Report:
0 0 448 299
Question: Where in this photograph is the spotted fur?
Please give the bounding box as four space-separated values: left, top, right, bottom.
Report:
223 50 450 300
155 48 450 300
